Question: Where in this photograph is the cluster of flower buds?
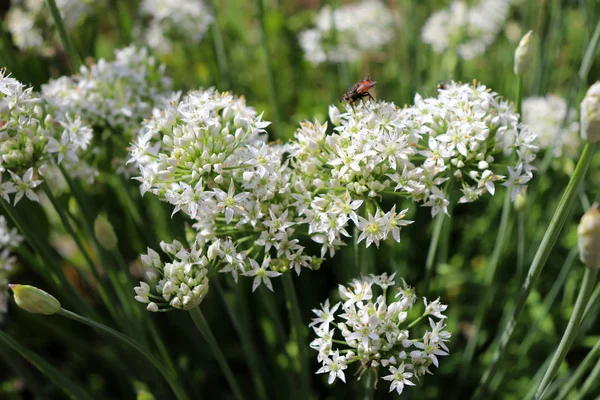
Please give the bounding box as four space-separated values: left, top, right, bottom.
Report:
310 273 450 394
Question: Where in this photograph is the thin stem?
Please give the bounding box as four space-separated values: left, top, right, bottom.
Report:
460 190 513 384
424 212 446 285
282 272 311 399
0 329 94 400
555 337 600 400
214 279 268 400
578 352 600 398
44 0 82 71
255 0 281 135
208 0 230 89
58 308 189 400
535 266 599 399
474 142 597 399
189 307 245 400
515 75 523 115
517 211 525 282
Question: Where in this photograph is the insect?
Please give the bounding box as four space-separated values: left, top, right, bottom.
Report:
435 80 449 92
342 76 377 103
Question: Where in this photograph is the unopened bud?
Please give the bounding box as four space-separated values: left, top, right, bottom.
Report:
514 191 527 212
578 204 600 268
9 284 61 315
94 215 118 250
514 30 534 75
580 82 600 143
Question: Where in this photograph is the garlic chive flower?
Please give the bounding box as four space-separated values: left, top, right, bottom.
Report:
299 0 397 65
136 0 214 54
522 95 580 160
0 70 93 204
580 81 600 144
134 240 210 311
41 46 172 176
578 204 600 269
421 0 511 60
310 273 451 393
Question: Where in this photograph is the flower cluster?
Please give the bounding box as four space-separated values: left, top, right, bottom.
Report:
130 89 322 292
522 95 580 159
136 0 214 54
5 0 100 54
41 46 172 175
299 0 397 64
421 0 511 60
0 70 93 204
0 216 23 321
134 240 210 311
310 273 450 394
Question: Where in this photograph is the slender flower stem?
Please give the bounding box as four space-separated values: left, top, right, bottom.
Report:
208 0 230 89
189 307 245 400
535 266 599 399
517 211 525 281
44 0 82 71
282 272 311 399
515 75 523 115
58 308 189 400
578 352 600 398
460 190 513 383
474 142 597 399
214 280 268 400
0 330 94 400
424 212 445 285
555 337 600 400
255 0 281 135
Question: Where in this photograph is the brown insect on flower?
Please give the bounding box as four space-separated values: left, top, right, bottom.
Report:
342 76 377 103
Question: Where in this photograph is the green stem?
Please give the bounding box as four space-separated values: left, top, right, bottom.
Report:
474 142 597 399
515 75 523 115
517 211 525 281
58 308 189 400
424 212 446 285
0 329 94 400
256 0 281 135
460 190 513 384
214 279 268 400
44 0 82 71
189 306 245 400
555 337 600 400
208 0 230 89
535 266 599 398
578 352 600 398
282 272 311 399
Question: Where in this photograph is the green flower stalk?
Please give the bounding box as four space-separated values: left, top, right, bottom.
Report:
94 215 119 251
534 206 600 398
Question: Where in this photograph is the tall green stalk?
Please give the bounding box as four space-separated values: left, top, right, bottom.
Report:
208 0 231 89
424 212 445 285
255 0 281 135
535 266 599 399
44 0 82 71
474 142 597 399
59 308 189 400
555 337 600 400
282 272 311 399
459 190 513 384
189 306 245 400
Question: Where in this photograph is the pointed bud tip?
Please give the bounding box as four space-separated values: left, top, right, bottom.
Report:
514 30 534 75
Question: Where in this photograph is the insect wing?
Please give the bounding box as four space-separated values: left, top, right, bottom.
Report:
355 80 376 94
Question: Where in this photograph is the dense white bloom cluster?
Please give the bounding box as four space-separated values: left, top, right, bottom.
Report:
134 240 209 311
41 46 172 176
403 81 538 206
5 0 97 53
522 95 580 159
421 0 511 60
0 216 23 321
0 70 93 204
299 0 397 64
310 273 450 394
137 0 214 54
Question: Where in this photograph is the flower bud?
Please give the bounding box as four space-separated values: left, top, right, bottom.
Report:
514 30 533 75
578 204 600 268
94 215 118 250
9 284 61 315
580 82 600 143
514 191 527 213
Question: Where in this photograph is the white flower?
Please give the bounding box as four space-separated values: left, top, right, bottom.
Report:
382 364 415 395
243 258 282 292
316 351 348 384
309 299 341 331
8 168 41 205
